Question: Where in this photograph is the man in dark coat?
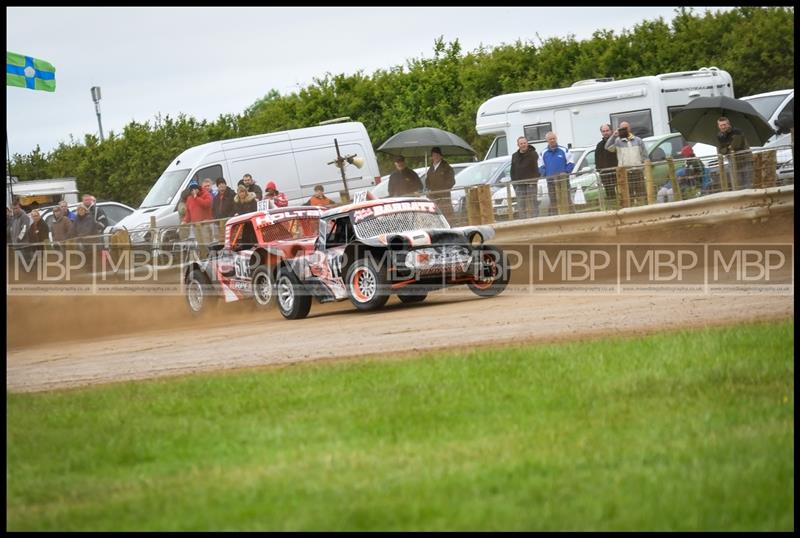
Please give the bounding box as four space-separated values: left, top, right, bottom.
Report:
595 123 618 201
510 136 540 218
716 116 753 189
425 147 456 221
212 177 236 219
388 156 423 197
237 173 263 200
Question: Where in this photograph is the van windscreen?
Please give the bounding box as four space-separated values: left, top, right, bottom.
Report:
140 169 190 208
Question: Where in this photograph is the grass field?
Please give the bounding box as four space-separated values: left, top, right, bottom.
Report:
6 320 794 531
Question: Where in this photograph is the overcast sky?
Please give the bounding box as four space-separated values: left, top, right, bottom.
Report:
7 6 732 157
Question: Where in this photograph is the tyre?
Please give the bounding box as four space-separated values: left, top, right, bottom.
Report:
468 246 509 298
275 268 312 320
346 257 390 311
185 268 215 315
397 292 427 304
251 265 275 309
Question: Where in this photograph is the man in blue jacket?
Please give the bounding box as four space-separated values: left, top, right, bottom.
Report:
539 132 574 215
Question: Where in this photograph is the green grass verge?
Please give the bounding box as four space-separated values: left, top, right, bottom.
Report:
6 321 794 531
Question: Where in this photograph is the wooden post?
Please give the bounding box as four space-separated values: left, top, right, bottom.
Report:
466 187 480 226
752 152 763 189
555 173 570 215
218 220 226 242
616 166 630 208
643 159 655 205
762 149 777 188
596 174 607 212
717 153 729 192
477 184 495 224
505 182 514 220
666 156 682 202
339 190 350 205
728 152 739 190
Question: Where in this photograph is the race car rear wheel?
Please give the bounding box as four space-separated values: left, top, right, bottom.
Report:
397 292 427 304
275 269 311 320
185 268 214 315
251 265 275 309
346 257 389 311
468 246 509 298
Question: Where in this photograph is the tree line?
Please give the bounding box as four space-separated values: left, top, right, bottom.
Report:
9 6 794 207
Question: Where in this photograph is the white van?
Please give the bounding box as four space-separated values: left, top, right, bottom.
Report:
113 121 380 240
740 89 793 143
477 67 734 159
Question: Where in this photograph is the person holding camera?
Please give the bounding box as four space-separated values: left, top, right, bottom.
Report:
604 121 648 203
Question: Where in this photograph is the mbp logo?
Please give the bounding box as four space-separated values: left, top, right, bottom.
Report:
623 247 702 282
534 245 616 286
709 245 793 285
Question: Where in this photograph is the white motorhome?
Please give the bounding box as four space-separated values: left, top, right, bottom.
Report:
6 177 79 210
114 121 381 239
476 67 734 159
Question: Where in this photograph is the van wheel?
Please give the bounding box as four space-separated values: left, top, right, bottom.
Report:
251 265 275 309
468 247 509 298
275 269 311 320
346 257 390 311
185 268 215 315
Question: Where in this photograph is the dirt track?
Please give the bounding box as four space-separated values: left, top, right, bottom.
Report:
6 211 794 393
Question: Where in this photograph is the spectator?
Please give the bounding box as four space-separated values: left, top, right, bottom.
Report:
263 181 288 208
604 121 648 203
233 184 258 215
656 182 674 204
425 147 456 222
10 199 31 246
27 209 50 246
305 184 335 207
510 136 541 219
58 200 76 221
595 123 618 202
675 145 711 198
81 194 108 231
237 173 263 200
539 132 575 215
73 204 99 237
50 206 75 243
716 116 753 189
6 206 12 243
182 180 214 224
212 177 236 219
388 156 423 197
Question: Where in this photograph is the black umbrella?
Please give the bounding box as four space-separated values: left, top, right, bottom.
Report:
377 127 476 157
669 96 776 147
775 99 793 134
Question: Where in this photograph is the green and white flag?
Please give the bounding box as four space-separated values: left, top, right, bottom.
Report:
7 51 56 92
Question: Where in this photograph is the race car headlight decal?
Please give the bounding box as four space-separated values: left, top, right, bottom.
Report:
404 247 471 270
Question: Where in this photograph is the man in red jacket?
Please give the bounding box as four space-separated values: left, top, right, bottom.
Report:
183 178 215 253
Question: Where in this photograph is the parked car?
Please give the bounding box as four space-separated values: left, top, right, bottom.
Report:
273 197 510 319
40 200 135 236
182 206 324 314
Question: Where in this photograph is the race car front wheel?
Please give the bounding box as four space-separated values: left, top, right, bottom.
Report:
275 269 311 320
252 265 275 309
346 257 390 311
185 268 214 315
468 247 510 298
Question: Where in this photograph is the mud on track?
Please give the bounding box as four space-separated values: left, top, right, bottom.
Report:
6 212 794 393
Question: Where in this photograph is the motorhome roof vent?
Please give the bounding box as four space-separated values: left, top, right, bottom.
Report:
571 78 614 87
318 117 351 125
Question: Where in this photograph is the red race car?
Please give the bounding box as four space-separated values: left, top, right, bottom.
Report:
183 207 323 314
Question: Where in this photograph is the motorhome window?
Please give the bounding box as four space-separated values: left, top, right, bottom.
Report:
609 110 653 139
744 94 789 122
667 106 685 133
523 123 552 143
140 169 190 208
191 164 223 185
